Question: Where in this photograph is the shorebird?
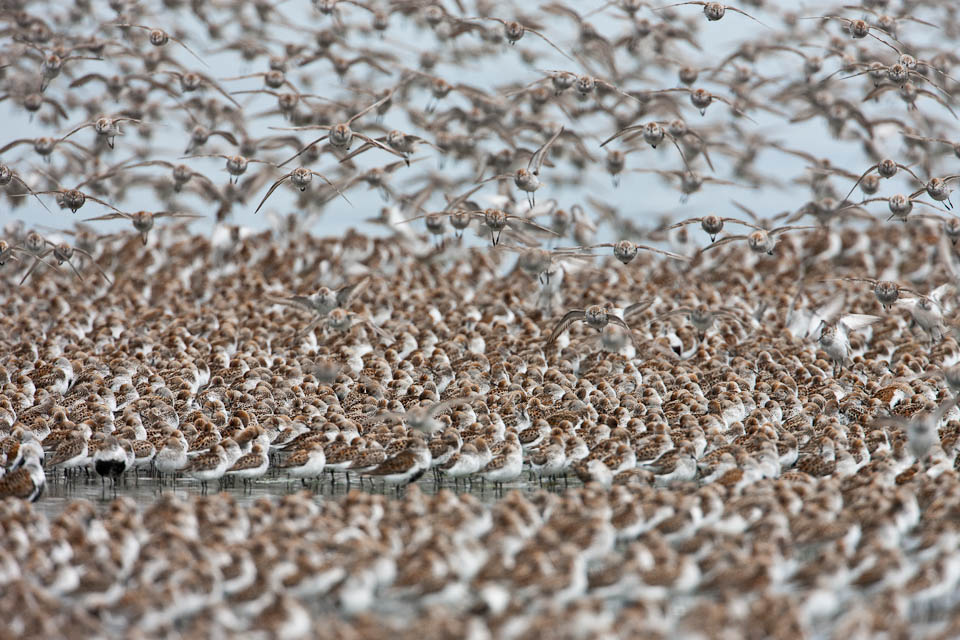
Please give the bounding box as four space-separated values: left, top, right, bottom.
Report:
362 397 476 436
657 2 769 28
226 444 269 489
84 210 203 245
664 215 763 243
279 442 327 487
93 435 127 489
480 434 523 491
0 451 45 501
480 126 565 207
829 278 918 310
254 167 349 213
547 304 634 346
701 226 815 256
872 398 958 466
366 436 431 492
267 277 370 318
817 314 882 375
895 284 952 343
185 445 228 493
154 434 188 484
647 304 745 341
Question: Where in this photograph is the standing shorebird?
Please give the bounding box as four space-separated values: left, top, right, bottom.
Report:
226 444 270 490
93 435 127 490
0 452 45 501
186 444 228 493
279 441 327 487
366 436 431 493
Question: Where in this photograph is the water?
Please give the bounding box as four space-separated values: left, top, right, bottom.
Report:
32 465 578 518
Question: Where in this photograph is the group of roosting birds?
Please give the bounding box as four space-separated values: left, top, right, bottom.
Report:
3 0 960 637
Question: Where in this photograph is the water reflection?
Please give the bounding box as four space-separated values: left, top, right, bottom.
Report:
34 467 581 518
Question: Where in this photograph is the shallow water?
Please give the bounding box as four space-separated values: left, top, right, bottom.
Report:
33 465 578 518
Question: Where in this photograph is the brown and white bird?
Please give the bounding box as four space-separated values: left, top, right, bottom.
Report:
279 442 327 485
366 436 431 487
0 452 45 501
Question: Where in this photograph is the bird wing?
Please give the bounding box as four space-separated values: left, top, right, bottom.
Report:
606 315 636 344
547 309 586 343
624 299 654 317
700 235 747 253
721 217 764 230
769 225 816 236
813 295 845 327
635 244 691 261
839 313 882 333
929 283 952 306
529 126 564 175
254 174 292 214
337 277 370 307
934 396 960 422
664 217 702 230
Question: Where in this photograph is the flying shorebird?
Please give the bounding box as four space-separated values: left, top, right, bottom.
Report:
268 277 368 315
480 126 565 207
361 397 477 436
646 304 746 340
895 284 952 343
871 397 958 467
547 303 634 346
825 277 918 310
817 313 882 376
266 277 371 335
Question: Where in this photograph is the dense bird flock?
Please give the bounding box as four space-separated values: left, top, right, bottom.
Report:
3 0 960 637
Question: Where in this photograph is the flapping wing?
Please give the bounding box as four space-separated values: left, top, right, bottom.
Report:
336 277 370 307
529 126 564 175
700 234 747 253
635 244 691 261
546 309 586 344
254 174 292 214
839 313 882 333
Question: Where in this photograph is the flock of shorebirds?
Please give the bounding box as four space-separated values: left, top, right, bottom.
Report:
3 0 960 637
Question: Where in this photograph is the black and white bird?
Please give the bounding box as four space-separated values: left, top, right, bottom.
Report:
93 435 127 486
